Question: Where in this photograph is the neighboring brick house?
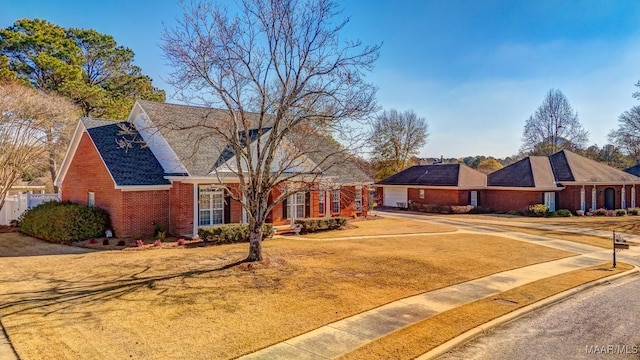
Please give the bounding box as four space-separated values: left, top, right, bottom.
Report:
55 100 371 238
376 164 486 208
377 150 640 213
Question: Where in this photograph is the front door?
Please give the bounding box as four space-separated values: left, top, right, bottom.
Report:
604 188 615 210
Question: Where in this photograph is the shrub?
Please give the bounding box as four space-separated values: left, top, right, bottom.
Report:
525 204 548 217
629 208 639 216
408 203 452 214
554 209 572 217
575 210 585 216
451 205 475 214
19 201 111 244
117 240 126 246
616 209 627 216
507 210 521 216
198 223 274 244
587 208 611 217
294 217 348 233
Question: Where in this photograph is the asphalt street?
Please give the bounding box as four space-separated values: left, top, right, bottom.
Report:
438 273 640 360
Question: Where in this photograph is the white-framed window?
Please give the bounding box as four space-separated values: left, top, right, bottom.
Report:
291 192 305 218
419 189 425 199
355 186 362 212
544 192 556 212
88 192 95 207
319 191 325 215
332 190 340 213
199 186 224 226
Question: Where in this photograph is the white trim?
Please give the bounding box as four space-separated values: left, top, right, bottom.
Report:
165 176 241 184
54 120 85 187
129 101 189 175
632 186 636 208
580 186 586 212
622 186 626 209
193 183 198 237
591 186 597 210
115 185 173 191
379 184 485 190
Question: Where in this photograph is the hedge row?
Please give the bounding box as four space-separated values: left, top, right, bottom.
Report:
294 217 348 233
198 223 274 244
19 201 111 244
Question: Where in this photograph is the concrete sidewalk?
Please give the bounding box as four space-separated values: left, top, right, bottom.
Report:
238 212 640 359
239 253 623 359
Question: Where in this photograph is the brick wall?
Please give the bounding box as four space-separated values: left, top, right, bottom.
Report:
122 190 170 237
169 181 194 236
61 132 125 235
408 188 460 205
483 190 545 213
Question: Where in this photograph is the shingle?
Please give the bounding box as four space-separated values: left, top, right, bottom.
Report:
624 164 640 177
553 150 640 182
137 100 371 184
378 164 484 187
83 118 170 186
487 158 536 187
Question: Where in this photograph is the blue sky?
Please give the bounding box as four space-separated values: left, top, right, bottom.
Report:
3 0 640 158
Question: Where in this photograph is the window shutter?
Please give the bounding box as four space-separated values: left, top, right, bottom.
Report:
283 197 288 219
224 195 231 224
477 191 481 206
555 192 559 209
468 191 471 205
305 192 311 218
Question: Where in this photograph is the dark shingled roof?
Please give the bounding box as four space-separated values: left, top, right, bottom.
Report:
487 156 557 188
378 164 485 187
551 150 639 183
624 164 640 177
488 150 640 188
83 118 170 186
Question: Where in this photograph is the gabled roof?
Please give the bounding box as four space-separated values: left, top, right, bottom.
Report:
134 100 372 184
551 150 639 183
378 163 485 187
488 150 640 189
82 118 170 186
487 156 557 188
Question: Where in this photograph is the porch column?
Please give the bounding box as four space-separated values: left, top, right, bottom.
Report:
632 186 636 208
621 186 626 209
591 186 597 210
580 186 586 212
192 183 199 237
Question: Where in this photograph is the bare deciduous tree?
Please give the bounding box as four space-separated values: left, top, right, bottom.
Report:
0 83 78 210
161 0 379 261
521 89 588 156
369 109 428 180
608 106 640 162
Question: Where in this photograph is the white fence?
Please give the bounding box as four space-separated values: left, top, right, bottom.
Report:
0 193 60 225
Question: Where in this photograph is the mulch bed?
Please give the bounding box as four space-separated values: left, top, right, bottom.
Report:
0 225 18 233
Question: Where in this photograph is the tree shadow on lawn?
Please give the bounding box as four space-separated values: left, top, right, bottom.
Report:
0 258 249 317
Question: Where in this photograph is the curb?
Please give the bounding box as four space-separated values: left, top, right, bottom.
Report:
417 265 640 360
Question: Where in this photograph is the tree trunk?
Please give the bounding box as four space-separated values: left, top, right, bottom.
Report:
47 129 58 193
246 224 263 262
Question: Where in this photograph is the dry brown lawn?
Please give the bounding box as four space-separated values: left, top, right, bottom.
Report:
491 225 612 249
0 232 94 257
302 217 456 239
338 262 633 360
0 231 574 360
449 213 640 235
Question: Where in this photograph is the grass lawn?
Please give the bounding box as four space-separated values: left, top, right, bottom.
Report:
302 217 456 239
454 213 640 235
0 231 574 359
338 262 633 360
491 225 612 249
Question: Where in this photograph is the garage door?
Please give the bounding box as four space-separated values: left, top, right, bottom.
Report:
384 187 407 208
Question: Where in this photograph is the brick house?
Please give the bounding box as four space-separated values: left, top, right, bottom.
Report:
377 150 640 213
376 163 486 208
55 100 371 238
